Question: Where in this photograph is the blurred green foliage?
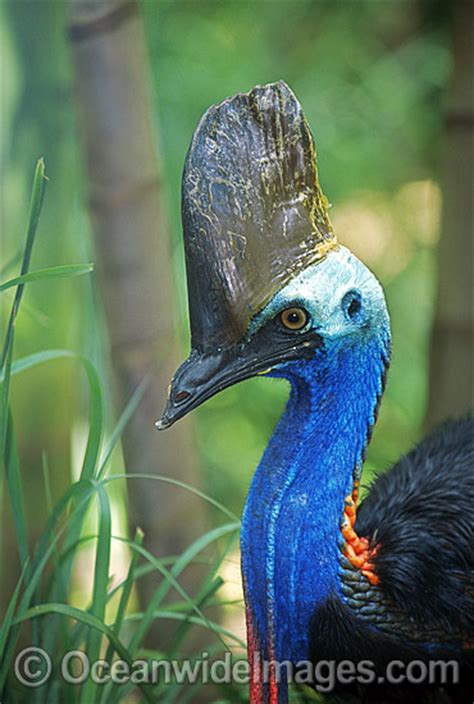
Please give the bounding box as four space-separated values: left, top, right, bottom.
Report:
2 0 450 642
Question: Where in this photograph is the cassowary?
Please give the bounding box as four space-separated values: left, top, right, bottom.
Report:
157 81 473 703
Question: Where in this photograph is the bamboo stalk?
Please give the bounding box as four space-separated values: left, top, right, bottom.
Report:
425 0 474 429
69 0 207 645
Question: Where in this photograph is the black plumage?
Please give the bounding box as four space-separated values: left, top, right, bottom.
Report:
358 416 474 631
311 416 474 703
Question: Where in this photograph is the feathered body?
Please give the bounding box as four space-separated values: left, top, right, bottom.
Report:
158 82 474 703
311 416 474 703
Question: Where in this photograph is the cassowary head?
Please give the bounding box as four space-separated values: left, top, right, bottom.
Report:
156 81 389 430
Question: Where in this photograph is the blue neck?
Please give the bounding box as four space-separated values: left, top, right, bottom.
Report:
241 331 389 673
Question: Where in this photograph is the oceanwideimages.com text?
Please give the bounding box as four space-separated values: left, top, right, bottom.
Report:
14 647 461 693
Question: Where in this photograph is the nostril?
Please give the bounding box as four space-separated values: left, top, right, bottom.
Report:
175 390 192 404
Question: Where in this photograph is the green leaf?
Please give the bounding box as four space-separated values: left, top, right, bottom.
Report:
0 562 27 662
97 376 150 480
104 473 239 521
39 454 71 664
3 410 29 571
0 263 94 292
81 360 104 480
110 528 143 638
9 349 77 377
166 577 225 661
99 528 144 704
124 610 245 647
1 158 48 369
59 356 103 612
0 336 13 458
80 484 112 704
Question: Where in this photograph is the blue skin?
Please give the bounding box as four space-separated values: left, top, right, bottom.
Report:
240 247 390 697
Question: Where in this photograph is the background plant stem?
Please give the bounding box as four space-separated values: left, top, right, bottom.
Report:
69 0 208 649
425 0 474 429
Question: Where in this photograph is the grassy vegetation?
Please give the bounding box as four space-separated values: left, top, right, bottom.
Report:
0 161 251 703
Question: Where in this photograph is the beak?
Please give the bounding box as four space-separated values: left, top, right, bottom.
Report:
155 347 259 430
155 330 322 430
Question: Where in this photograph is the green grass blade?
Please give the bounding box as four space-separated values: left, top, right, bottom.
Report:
80 483 112 704
99 528 144 704
111 528 143 637
97 376 150 480
124 610 245 648
41 452 54 516
0 263 94 292
165 523 239 596
106 554 200 603
165 576 225 661
34 354 102 594
40 453 70 660
10 349 77 376
78 358 103 481
54 355 103 603
3 409 29 570
104 473 239 521
0 562 28 662
195 521 238 589
0 340 14 462
1 160 48 461
1 158 48 369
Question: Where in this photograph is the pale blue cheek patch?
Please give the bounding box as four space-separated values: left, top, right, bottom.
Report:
246 246 389 344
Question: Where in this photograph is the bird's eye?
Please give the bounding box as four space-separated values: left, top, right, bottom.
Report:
279 307 309 331
343 290 362 321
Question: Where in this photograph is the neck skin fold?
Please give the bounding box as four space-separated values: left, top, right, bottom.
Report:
241 330 389 703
